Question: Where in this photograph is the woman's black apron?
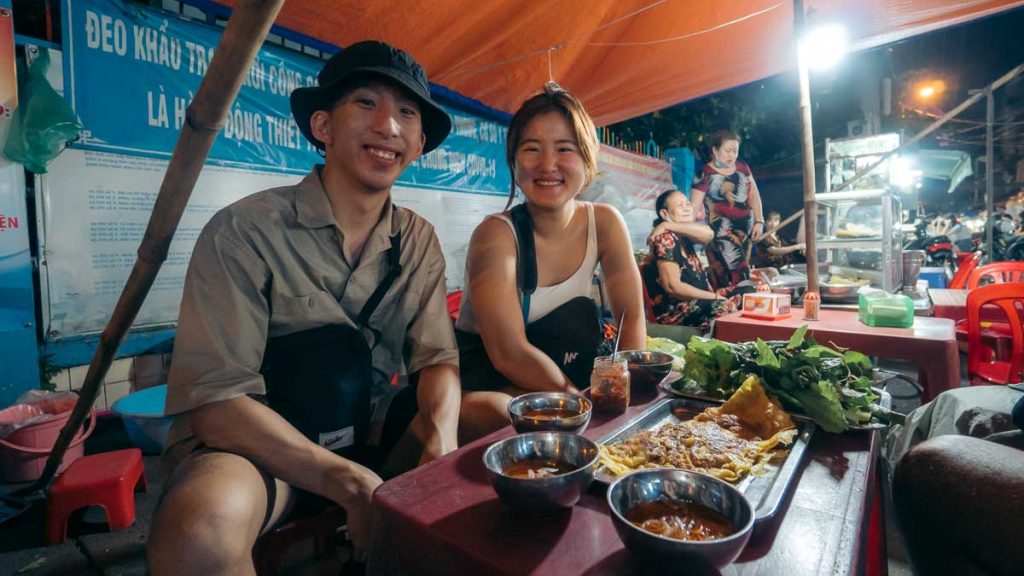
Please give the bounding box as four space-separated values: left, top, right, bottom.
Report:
259 213 403 460
457 204 603 392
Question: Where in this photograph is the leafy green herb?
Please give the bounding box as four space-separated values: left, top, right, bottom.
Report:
670 326 880 432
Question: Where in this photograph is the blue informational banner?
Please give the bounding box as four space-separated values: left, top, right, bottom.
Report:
62 0 509 193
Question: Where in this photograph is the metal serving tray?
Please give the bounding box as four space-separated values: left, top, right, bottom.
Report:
594 397 815 523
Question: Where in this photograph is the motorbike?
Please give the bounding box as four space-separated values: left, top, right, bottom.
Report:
971 215 1024 262
904 218 957 270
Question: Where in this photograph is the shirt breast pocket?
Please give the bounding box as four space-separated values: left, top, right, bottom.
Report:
270 289 344 333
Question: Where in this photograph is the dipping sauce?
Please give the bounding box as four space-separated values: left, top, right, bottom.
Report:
626 499 736 541
504 459 576 479
521 407 581 420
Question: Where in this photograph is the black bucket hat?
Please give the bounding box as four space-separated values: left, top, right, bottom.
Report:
290 41 452 153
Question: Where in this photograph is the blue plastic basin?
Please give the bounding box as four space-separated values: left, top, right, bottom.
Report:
111 385 172 454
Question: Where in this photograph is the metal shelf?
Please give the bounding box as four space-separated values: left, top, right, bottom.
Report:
818 238 883 250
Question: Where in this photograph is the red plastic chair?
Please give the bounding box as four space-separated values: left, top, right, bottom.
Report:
45 448 147 545
966 283 1024 385
446 290 463 323
949 251 982 289
967 262 1024 289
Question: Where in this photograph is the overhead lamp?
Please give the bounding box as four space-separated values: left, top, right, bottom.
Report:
798 24 849 71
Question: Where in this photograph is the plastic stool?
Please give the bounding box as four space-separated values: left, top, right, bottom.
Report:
45 448 146 545
253 505 346 575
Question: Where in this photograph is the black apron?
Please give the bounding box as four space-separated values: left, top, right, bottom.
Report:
260 214 402 457
457 204 603 392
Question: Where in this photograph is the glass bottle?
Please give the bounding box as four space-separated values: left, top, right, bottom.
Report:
590 355 630 414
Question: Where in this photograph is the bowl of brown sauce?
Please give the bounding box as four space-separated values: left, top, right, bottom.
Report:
616 350 674 393
606 469 754 570
483 432 599 512
508 392 592 434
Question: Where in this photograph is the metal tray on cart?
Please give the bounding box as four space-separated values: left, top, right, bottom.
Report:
593 397 815 523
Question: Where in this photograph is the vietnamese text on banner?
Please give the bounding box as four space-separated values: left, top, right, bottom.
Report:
61 0 510 193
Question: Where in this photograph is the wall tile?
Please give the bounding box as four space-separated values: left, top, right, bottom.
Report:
105 358 132 384
104 380 132 407
68 365 90 390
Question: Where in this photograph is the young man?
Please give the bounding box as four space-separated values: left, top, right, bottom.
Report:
148 41 460 574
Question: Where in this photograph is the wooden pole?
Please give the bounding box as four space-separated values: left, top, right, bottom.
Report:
792 0 820 317
25 0 286 495
797 54 819 316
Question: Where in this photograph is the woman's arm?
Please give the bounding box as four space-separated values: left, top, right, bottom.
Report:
594 204 646 351
465 218 576 393
648 220 713 245
748 173 765 241
765 242 806 256
656 260 721 300
690 187 707 221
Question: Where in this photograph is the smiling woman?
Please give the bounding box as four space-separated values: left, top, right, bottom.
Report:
455 84 646 442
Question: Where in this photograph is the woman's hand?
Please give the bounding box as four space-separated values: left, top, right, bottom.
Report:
648 222 671 244
751 221 765 242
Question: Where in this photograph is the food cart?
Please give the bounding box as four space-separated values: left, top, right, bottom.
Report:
818 133 905 300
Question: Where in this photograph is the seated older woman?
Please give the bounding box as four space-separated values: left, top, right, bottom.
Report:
642 190 741 334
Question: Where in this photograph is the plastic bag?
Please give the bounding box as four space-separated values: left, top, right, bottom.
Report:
3 49 82 173
0 390 80 440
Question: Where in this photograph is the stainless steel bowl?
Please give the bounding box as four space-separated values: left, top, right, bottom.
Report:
616 350 674 392
819 281 864 303
508 392 592 434
482 432 599 512
607 469 755 570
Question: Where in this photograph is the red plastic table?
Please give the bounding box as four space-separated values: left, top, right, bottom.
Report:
930 288 1005 323
368 391 884 576
714 308 960 402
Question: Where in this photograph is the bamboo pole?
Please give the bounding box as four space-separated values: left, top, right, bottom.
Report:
797 55 819 313
25 0 286 495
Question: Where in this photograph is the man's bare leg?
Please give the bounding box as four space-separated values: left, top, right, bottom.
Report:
148 450 293 576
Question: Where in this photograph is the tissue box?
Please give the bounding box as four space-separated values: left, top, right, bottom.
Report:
742 292 791 320
858 290 914 328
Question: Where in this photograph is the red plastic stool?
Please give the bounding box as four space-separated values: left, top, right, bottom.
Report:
253 505 346 575
45 448 146 545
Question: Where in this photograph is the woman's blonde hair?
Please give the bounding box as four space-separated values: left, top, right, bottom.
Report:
504 82 599 209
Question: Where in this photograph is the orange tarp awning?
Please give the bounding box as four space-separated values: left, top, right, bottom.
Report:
213 0 1024 125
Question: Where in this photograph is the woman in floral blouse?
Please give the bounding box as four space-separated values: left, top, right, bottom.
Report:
643 190 739 333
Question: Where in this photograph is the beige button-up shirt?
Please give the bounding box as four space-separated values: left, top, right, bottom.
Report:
165 166 457 445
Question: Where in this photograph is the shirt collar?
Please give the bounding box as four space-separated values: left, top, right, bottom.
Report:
294 165 399 254
295 165 335 229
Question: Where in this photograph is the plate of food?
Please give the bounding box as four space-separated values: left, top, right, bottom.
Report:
662 326 898 432
595 377 814 523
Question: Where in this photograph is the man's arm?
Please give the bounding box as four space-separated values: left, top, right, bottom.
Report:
413 363 460 464
403 230 462 461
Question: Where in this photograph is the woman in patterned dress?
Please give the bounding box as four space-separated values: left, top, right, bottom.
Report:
691 130 765 291
643 190 737 333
